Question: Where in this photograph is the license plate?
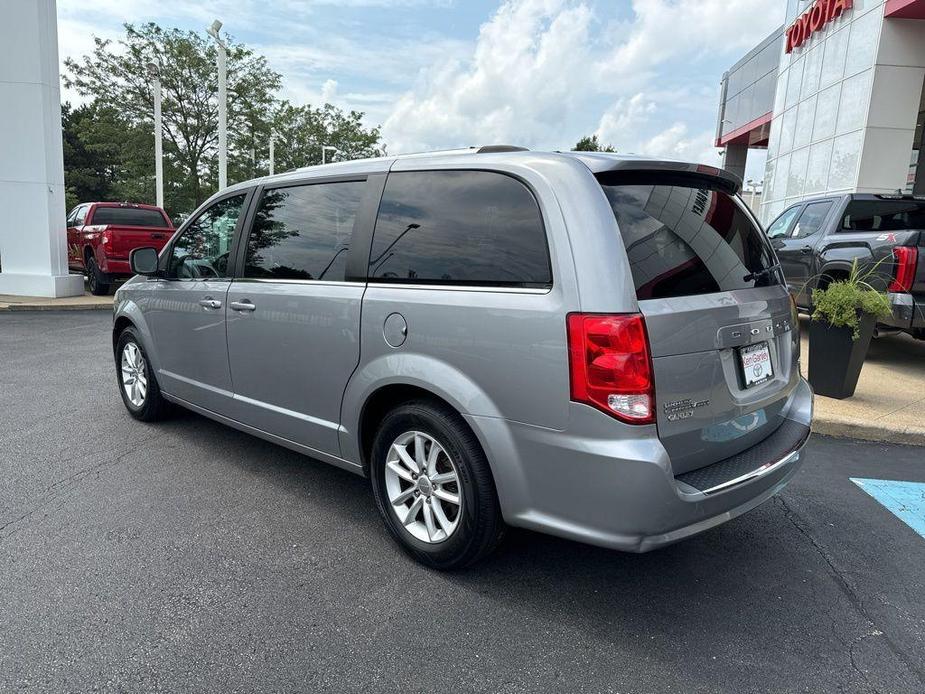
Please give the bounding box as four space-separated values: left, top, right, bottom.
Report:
739 341 773 388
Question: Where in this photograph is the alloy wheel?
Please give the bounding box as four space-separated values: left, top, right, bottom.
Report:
120 342 148 408
384 431 462 543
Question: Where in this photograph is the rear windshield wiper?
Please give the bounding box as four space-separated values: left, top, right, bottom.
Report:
743 263 782 283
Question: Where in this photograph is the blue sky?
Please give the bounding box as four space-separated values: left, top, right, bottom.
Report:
57 0 786 179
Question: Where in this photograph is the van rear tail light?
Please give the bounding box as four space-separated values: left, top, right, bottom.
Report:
889 246 918 293
566 313 654 424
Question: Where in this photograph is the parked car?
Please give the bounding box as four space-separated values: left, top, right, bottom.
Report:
66 202 175 295
113 147 812 568
765 194 925 339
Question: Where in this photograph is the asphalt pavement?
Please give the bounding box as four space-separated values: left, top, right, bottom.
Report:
1 311 924 693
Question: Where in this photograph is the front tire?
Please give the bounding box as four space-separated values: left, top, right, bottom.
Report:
116 328 167 422
370 400 505 569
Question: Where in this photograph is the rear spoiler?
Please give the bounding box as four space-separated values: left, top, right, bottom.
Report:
567 153 742 195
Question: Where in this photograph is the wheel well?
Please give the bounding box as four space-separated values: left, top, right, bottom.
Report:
358 384 460 473
84 245 95 264
817 268 849 291
112 317 135 354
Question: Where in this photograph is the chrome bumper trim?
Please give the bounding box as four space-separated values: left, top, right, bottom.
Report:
700 449 801 496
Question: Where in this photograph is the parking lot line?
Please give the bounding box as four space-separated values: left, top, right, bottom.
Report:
851 478 925 540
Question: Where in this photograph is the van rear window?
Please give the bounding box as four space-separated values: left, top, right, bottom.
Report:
91 207 167 227
599 180 778 300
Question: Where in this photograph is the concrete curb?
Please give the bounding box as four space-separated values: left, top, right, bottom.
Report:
812 417 925 447
0 303 112 312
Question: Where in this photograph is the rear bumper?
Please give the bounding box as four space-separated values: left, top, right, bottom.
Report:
881 292 925 330
469 377 813 553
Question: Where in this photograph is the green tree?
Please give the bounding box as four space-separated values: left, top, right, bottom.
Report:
269 102 384 173
61 101 153 211
572 135 616 153
64 22 282 214
62 22 387 217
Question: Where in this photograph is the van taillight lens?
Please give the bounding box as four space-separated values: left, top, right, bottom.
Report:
567 313 654 424
889 246 918 293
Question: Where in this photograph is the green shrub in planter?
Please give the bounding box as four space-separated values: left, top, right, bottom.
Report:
808 260 892 399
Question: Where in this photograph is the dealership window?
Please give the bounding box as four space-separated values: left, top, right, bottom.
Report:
828 131 863 191
910 74 925 196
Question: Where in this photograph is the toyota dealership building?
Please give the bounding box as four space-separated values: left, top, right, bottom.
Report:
716 0 925 224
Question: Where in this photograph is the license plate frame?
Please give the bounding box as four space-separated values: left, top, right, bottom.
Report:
739 341 773 388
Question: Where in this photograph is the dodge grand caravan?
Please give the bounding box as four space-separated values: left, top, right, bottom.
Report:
114 146 812 569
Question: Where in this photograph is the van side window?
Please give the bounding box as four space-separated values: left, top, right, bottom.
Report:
167 193 247 279
368 171 551 287
244 181 365 282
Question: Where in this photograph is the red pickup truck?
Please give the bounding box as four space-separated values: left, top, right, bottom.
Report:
66 202 175 295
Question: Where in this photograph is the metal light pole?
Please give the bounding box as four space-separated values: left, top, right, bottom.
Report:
146 62 164 209
207 19 227 190
269 132 275 176
322 145 338 165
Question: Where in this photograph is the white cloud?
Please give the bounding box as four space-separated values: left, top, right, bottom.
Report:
598 0 785 84
594 94 656 146
383 0 783 159
56 0 785 165
638 123 721 166
383 0 595 152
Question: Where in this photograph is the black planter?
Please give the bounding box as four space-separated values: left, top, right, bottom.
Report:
808 313 876 399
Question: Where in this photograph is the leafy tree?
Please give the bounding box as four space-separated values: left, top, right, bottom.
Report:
64 22 282 214
269 102 384 173
62 22 387 218
572 135 617 153
61 101 153 211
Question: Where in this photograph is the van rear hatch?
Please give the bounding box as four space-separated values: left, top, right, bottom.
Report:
88 205 174 258
597 167 800 474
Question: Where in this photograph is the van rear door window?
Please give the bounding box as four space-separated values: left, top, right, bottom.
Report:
599 180 778 300
368 171 551 287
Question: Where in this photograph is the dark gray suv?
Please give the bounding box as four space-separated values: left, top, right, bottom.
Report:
114 147 813 568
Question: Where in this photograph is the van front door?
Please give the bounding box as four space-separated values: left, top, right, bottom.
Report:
224 179 370 456
143 191 251 415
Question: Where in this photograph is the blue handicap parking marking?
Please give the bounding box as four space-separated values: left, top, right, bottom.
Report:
851 478 925 540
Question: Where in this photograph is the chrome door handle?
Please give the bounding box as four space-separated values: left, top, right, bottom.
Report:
229 300 256 312
199 298 222 309
800 246 812 254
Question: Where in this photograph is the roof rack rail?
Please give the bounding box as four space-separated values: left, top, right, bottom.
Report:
475 145 529 154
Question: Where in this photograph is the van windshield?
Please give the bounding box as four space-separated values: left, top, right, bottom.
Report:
599 178 778 300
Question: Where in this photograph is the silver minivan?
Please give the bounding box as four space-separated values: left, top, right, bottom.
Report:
114 147 812 569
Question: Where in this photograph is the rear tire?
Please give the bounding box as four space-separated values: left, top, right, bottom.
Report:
87 256 112 296
116 328 168 422
370 400 505 569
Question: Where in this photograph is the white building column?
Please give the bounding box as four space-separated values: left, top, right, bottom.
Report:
0 0 84 297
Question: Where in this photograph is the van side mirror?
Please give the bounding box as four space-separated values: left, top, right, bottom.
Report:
130 247 160 276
